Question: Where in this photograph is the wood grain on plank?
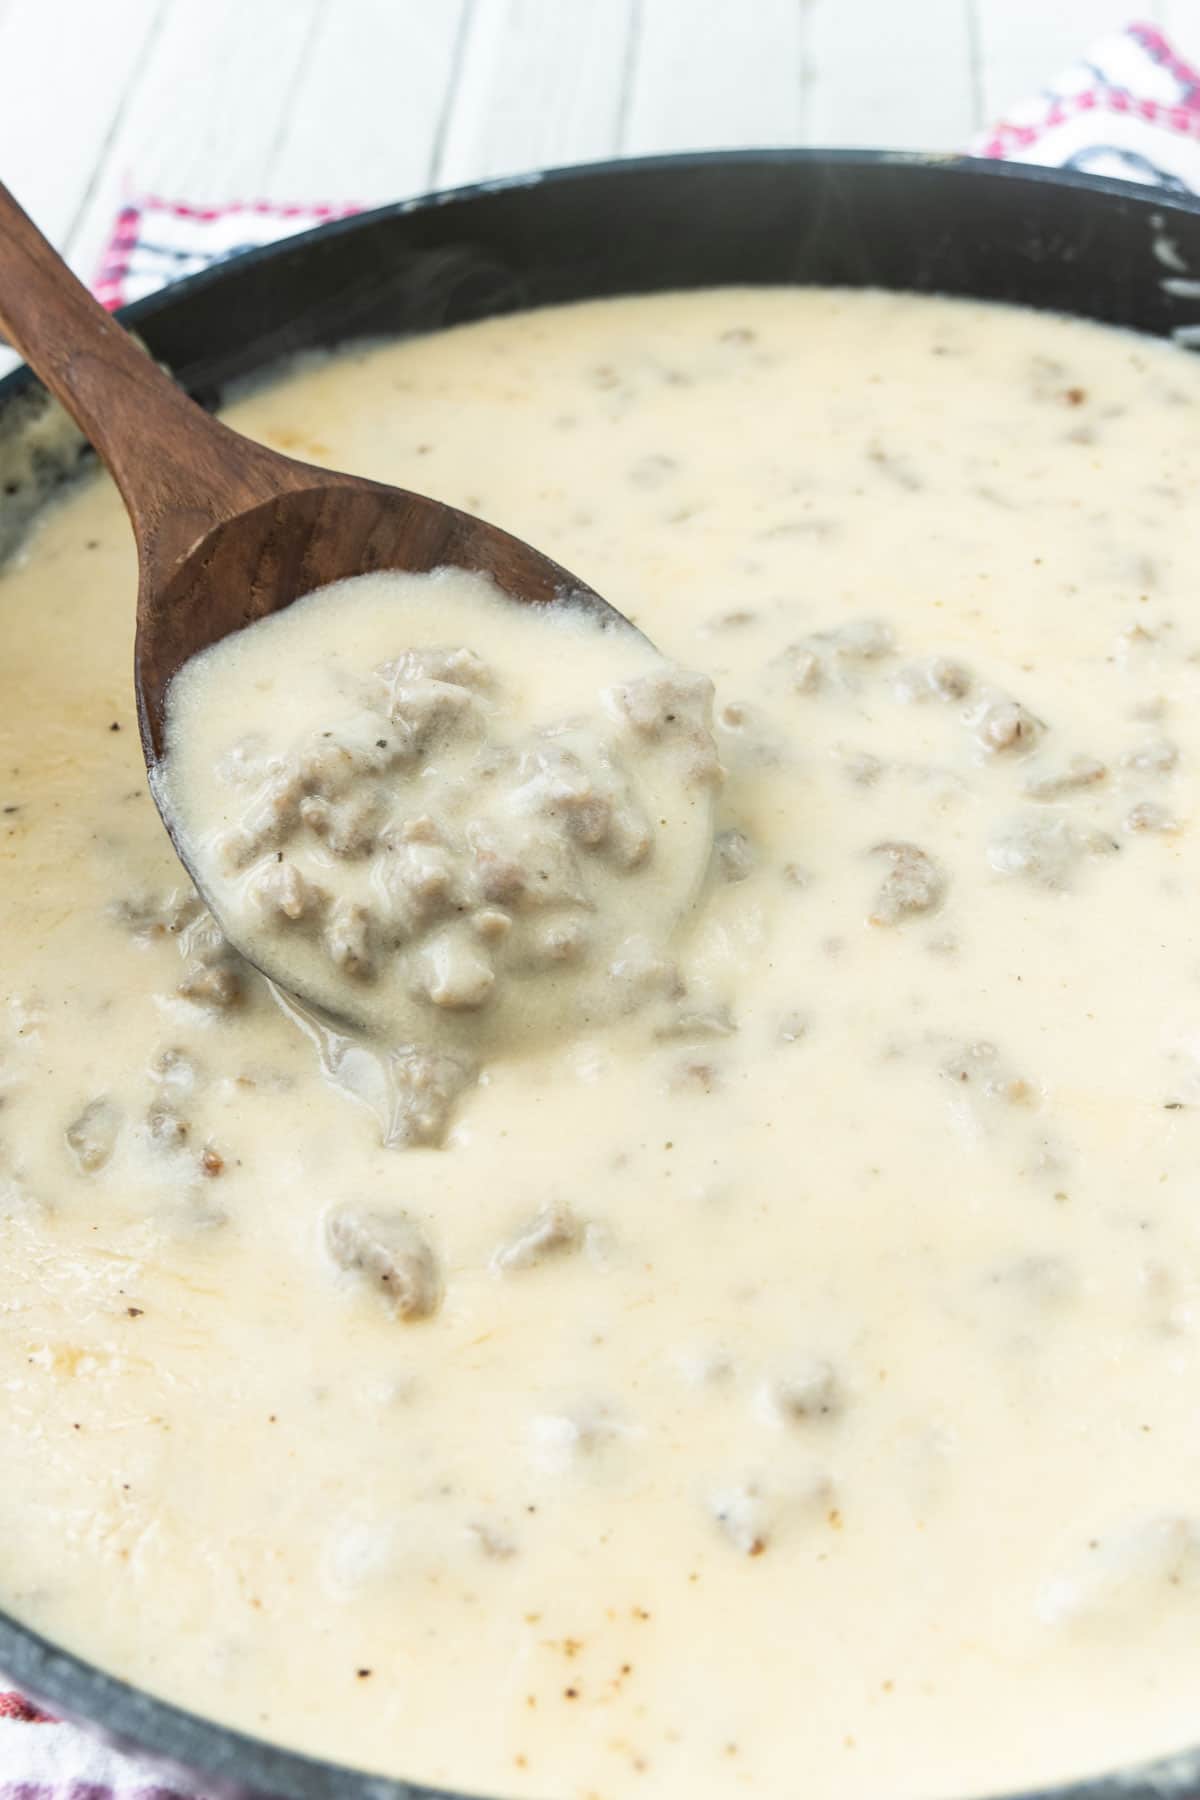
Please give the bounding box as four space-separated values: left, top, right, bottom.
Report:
805 0 979 147
437 0 635 186
0 0 166 261
66 0 329 288
621 0 805 152
270 0 471 200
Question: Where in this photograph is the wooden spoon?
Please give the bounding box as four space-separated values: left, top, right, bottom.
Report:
0 179 634 858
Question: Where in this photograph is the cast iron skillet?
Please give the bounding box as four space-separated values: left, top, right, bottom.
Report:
2 149 1200 1800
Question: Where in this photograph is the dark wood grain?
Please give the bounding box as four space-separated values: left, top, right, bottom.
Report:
0 179 629 785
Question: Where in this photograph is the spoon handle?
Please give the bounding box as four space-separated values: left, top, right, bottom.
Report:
0 180 306 570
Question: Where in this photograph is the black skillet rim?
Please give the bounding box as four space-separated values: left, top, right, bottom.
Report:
2 148 1200 1800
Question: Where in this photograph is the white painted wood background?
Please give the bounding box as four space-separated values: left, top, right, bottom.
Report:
0 0 1195 288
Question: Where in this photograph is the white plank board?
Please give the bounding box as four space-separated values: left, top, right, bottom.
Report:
437 0 635 186
621 0 806 153
66 0 329 288
269 0 469 202
805 0 979 148
0 0 165 254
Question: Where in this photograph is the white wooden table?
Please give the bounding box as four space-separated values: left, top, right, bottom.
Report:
0 0 1194 288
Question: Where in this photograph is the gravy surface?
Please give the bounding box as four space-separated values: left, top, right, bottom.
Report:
4 287 1200 1800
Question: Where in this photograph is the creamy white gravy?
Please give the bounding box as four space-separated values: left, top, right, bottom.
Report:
160 568 717 1055
4 287 1200 1800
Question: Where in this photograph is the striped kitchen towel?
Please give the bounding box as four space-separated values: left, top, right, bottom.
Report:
974 18 1200 186
93 197 361 310
4 14 1200 1800
0 1691 197 1799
